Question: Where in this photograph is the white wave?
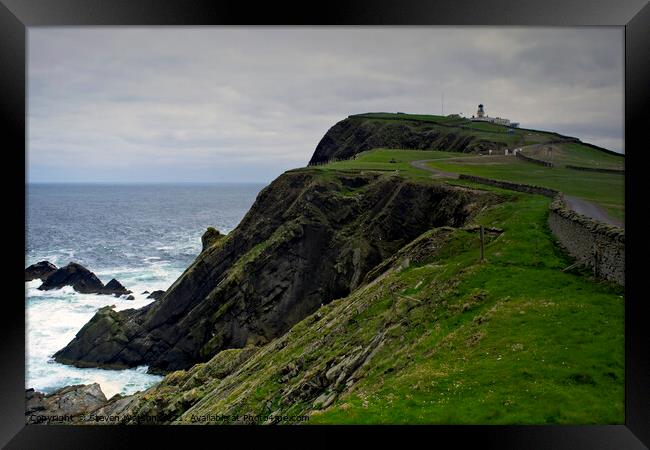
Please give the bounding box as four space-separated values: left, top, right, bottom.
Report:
25 266 172 397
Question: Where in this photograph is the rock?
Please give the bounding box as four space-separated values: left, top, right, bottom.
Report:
103 278 131 296
201 227 223 252
53 171 496 374
25 383 108 424
25 261 57 282
313 391 337 409
53 306 138 369
90 393 138 421
36 262 131 297
147 290 165 301
125 295 135 300
25 388 46 415
38 262 105 294
142 291 150 295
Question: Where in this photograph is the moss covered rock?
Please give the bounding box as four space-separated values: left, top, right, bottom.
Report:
54 171 496 374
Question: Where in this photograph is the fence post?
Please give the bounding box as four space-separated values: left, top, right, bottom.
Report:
480 226 485 262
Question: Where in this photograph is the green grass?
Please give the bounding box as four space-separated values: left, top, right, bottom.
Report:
523 142 624 170
306 148 472 180
427 156 624 221
351 112 467 124
308 189 623 424
349 113 567 149
462 121 511 133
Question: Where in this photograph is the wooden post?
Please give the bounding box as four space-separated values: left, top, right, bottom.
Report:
480 226 485 262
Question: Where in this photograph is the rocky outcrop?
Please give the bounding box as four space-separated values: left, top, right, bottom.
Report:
35 262 132 297
116 346 260 424
53 305 148 369
38 262 106 294
147 290 165 301
201 227 224 252
25 261 57 282
54 171 497 374
25 384 108 424
308 115 504 165
104 278 132 296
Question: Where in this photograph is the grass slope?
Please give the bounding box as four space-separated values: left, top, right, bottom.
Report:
523 142 624 170
309 187 623 424
127 174 623 425
307 148 468 180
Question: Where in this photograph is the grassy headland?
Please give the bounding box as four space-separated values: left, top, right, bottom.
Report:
56 113 625 426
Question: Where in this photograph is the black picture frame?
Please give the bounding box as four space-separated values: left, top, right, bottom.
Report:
1 0 648 447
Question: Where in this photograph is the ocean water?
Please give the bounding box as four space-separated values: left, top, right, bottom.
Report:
26 183 264 398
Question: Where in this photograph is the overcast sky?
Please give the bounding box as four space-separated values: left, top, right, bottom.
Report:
28 27 624 183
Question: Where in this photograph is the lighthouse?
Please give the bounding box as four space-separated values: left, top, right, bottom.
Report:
476 104 485 118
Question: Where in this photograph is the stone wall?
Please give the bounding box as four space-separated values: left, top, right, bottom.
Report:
458 174 624 285
515 151 554 167
547 196 625 285
458 174 559 197
565 165 625 174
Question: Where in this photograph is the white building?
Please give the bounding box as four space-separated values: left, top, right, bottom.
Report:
471 104 519 128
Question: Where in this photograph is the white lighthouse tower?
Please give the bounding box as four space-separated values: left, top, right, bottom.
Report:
476 104 485 118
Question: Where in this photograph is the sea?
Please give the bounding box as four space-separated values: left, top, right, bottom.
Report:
26 183 265 398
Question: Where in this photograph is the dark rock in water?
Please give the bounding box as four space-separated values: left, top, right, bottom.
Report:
53 306 139 369
25 383 108 424
36 263 132 297
25 261 57 282
125 295 135 300
201 227 224 252
142 291 150 295
103 278 132 296
38 262 105 294
54 171 497 374
147 290 165 301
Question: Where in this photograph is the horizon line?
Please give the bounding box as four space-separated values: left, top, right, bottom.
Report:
26 180 271 185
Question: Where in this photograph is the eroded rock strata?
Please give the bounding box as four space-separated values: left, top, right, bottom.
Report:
26 384 108 424
54 171 497 374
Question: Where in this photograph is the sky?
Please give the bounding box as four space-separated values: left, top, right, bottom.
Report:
28 27 624 183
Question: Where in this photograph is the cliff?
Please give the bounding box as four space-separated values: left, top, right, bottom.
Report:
308 115 513 165
73 191 623 425
54 170 497 373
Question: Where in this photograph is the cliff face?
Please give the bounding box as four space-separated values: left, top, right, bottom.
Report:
54 170 495 373
308 116 504 165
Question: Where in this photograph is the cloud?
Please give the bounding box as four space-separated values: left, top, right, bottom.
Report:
28 26 623 183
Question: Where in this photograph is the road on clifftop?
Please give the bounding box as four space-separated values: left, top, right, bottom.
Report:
563 196 624 228
410 159 459 178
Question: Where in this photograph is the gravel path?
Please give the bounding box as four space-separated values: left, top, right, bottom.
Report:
410 160 459 178
563 196 624 228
